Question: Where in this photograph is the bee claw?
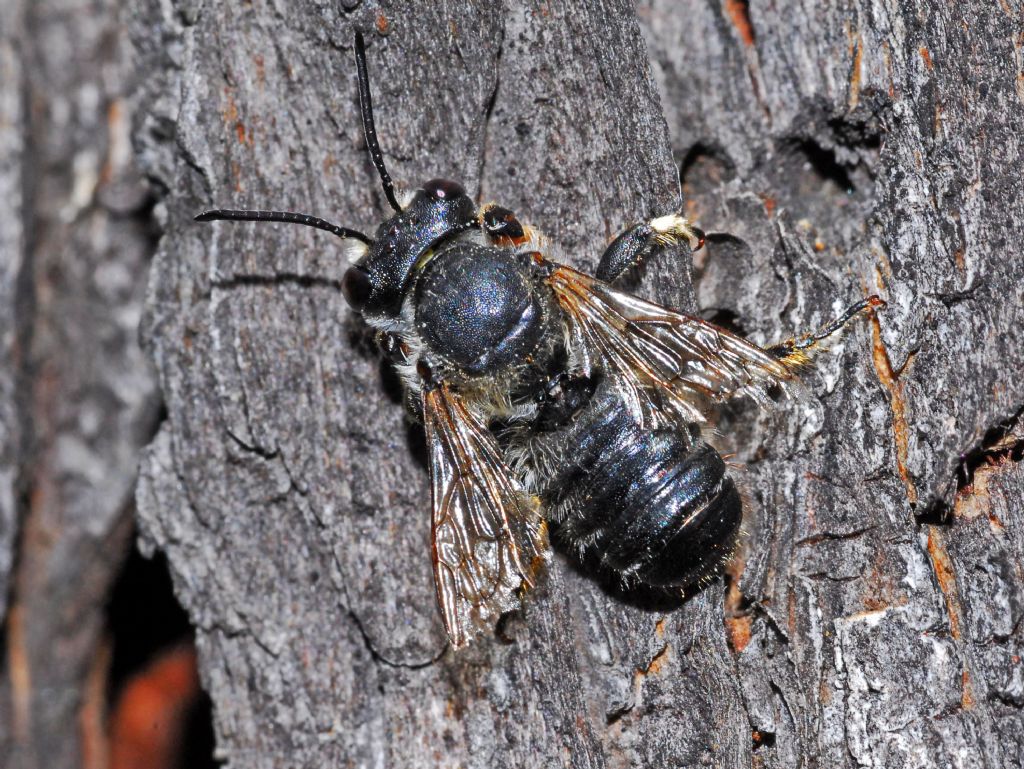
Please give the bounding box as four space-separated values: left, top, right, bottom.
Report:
689 225 706 252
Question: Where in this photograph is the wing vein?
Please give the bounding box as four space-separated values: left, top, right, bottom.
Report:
547 265 800 426
423 383 548 648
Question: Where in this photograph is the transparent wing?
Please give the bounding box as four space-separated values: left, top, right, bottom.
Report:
423 383 548 649
547 264 801 426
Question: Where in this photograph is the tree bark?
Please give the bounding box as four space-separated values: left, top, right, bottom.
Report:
132 1 1024 768
0 1 161 768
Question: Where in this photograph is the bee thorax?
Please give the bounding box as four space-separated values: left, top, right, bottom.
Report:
414 242 549 377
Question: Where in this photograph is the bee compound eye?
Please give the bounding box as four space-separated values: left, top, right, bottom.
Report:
423 178 466 201
341 264 372 311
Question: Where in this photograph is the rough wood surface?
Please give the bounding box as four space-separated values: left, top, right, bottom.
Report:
0 1 160 767
0 0 27 625
132 1 1024 767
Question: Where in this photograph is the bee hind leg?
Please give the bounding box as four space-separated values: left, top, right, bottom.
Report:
596 214 705 284
768 295 885 368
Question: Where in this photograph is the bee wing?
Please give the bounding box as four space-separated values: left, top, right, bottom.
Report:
547 264 800 425
423 383 548 649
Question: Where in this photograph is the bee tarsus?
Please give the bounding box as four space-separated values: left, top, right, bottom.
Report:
596 213 706 284
768 295 886 365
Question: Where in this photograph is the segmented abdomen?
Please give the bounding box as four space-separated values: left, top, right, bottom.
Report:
523 385 742 587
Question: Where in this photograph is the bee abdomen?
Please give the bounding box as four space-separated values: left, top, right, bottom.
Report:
538 396 741 587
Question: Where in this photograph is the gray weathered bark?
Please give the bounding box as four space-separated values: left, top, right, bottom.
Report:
0 1 27 626
0 1 160 767
642 2 1024 764
132 1 1023 767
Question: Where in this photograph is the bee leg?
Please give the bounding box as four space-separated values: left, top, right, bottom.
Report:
768 296 885 366
533 373 599 432
596 214 705 284
480 204 534 247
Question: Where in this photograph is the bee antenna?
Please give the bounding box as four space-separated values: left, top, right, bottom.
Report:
355 32 401 213
194 209 372 245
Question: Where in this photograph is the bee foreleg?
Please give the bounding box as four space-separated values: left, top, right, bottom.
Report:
480 204 535 247
595 214 705 284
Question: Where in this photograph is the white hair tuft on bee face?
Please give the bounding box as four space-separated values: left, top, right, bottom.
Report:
396 188 416 209
342 239 369 266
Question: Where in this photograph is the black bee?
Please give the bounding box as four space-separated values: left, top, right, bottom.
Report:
196 33 881 648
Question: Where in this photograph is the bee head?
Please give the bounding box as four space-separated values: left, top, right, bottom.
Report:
338 33 486 319
342 177 477 319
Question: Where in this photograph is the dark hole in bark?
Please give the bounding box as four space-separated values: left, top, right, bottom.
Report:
788 139 855 193
827 116 883 154
494 611 521 645
106 545 218 769
954 411 1019 489
680 143 736 199
763 134 879 255
752 729 776 750
914 502 952 526
954 410 1024 493
919 407 1023 524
